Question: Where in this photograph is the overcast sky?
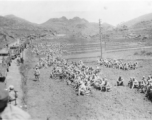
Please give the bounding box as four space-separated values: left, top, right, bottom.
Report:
0 0 152 26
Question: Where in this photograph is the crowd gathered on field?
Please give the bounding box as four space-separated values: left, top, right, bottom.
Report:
31 42 152 99
0 37 152 120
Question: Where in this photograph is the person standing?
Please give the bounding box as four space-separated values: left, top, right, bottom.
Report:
0 83 31 120
34 67 40 81
8 85 18 106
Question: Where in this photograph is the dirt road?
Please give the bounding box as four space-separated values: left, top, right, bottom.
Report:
6 58 23 106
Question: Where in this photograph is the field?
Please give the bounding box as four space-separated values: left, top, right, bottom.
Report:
24 36 152 120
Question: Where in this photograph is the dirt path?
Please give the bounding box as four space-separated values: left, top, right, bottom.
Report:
5 48 27 108
6 59 23 106
6 47 27 106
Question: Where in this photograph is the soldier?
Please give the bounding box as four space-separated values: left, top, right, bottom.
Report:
117 76 124 86
17 56 21 66
132 77 139 89
34 67 40 81
0 83 31 120
102 79 111 92
20 57 24 64
147 75 152 85
78 81 86 96
8 85 18 106
142 76 146 84
147 75 151 83
0 72 2 77
145 81 152 97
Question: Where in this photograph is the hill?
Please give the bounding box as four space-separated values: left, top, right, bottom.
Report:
1 14 56 38
2 14 42 30
113 13 152 40
0 15 114 41
0 15 56 48
5 14 36 25
121 13 152 29
41 16 114 38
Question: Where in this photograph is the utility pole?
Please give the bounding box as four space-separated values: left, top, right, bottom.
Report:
99 19 102 58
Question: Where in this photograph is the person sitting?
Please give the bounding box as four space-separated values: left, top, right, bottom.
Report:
128 77 133 88
145 82 152 97
147 77 152 85
117 76 124 86
102 79 111 92
78 81 86 96
132 78 139 89
142 76 147 85
147 75 151 83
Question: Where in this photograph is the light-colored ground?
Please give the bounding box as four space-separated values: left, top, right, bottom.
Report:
6 59 23 107
23 38 152 120
24 48 152 120
5 48 26 107
64 46 152 60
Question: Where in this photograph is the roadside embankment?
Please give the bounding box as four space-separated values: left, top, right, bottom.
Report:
19 49 34 110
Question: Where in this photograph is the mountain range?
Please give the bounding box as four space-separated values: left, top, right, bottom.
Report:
0 12 152 40
41 16 114 38
0 15 115 41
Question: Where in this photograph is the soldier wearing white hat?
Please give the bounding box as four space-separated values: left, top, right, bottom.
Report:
0 83 31 120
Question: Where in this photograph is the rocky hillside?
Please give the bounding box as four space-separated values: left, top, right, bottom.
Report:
0 15 56 40
0 15 55 48
113 13 152 39
41 16 114 38
5 14 36 25
0 15 114 41
0 15 37 30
